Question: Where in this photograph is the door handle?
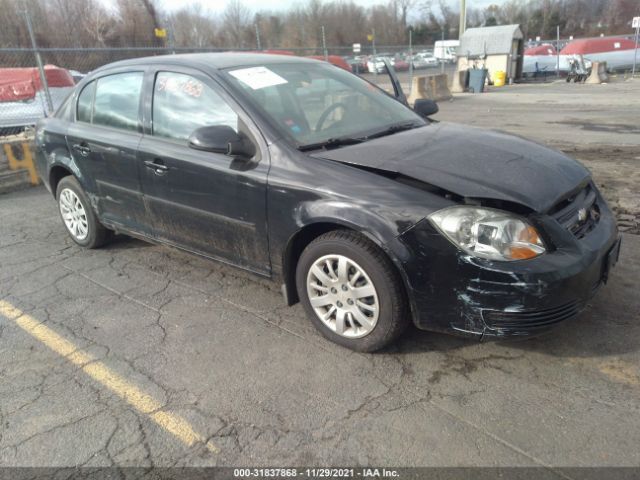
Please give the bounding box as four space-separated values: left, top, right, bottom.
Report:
144 159 169 176
72 143 91 157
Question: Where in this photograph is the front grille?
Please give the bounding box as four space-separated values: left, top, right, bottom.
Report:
482 300 582 331
550 183 599 239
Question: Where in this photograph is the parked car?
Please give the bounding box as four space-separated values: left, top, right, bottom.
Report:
411 53 438 69
346 57 368 74
0 65 75 133
410 55 429 69
305 55 351 72
392 58 410 71
247 50 352 73
366 56 389 74
420 52 439 67
35 53 620 352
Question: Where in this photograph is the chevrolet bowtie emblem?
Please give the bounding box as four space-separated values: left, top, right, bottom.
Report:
578 208 588 222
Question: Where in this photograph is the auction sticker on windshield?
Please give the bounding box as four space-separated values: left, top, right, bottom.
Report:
229 66 288 90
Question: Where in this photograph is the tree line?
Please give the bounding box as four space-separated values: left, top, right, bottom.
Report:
0 0 636 51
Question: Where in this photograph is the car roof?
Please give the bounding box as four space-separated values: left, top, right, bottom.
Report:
93 52 322 75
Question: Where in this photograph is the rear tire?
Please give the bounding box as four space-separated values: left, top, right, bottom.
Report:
56 176 110 249
296 230 408 352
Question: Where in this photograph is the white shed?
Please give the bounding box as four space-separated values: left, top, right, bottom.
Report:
456 25 524 82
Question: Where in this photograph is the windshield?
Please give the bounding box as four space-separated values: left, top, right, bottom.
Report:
223 62 424 148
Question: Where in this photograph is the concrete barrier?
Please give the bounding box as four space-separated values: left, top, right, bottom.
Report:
586 61 609 84
407 74 452 104
450 70 465 93
0 135 39 194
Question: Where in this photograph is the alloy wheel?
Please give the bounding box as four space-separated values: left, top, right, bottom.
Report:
59 188 89 241
306 254 379 338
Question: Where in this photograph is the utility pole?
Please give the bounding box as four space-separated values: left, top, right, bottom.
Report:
23 4 53 115
408 27 413 88
255 23 262 50
168 16 176 54
372 28 377 77
321 26 328 60
459 0 466 39
321 25 329 62
556 25 560 77
441 30 445 74
633 18 639 77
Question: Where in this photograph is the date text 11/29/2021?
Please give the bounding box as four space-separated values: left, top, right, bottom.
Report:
233 468 400 478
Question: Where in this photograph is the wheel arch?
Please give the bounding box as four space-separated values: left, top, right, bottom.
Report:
49 164 74 198
280 219 412 311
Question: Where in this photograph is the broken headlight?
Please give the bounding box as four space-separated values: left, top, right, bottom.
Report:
428 206 546 261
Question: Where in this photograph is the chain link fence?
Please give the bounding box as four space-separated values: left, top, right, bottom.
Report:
0 42 449 194
0 44 446 136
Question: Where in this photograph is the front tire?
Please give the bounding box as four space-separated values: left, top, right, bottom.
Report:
56 176 110 249
296 230 408 352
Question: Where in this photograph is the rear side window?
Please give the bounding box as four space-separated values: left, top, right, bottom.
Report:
152 71 238 141
76 81 94 123
92 72 143 132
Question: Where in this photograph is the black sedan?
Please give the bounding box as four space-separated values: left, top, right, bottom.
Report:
35 53 620 351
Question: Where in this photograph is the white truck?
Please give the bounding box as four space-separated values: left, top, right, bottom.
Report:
434 40 459 64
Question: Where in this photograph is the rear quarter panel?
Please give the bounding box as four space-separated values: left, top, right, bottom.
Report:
35 116 75 195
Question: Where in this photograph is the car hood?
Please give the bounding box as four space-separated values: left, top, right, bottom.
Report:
311 122 590 213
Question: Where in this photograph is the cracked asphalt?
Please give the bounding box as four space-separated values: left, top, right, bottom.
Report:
1 186 639 469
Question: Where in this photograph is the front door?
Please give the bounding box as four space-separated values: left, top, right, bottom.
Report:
137 69 270 274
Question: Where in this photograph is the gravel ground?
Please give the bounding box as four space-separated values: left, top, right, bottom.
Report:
432 79 640 234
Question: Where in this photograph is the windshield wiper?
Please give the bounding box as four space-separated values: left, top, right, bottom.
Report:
365 122 420 140
298 136 365 152
297 122 421 152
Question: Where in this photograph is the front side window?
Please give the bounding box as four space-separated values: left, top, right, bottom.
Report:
152 71 238 141
92 72 143 131
224 63 424 147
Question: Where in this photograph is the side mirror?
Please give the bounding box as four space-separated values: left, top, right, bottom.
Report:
413 98 439 117
188 125 255 158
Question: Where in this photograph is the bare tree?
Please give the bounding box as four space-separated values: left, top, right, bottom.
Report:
114 0 158 46
0 0 632 54
83 1 118 47
170 4 219 47
222 0 252 47
396 0 415 28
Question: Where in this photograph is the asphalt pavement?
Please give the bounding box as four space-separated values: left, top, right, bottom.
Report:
0 187 639 469
1 79 640 472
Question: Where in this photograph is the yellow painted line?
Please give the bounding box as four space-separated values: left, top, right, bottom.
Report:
598 360 640 387
0 299 219 454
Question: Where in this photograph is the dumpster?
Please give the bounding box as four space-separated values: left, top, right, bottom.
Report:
468 68 488 93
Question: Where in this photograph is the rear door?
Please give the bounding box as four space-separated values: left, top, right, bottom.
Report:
137 67 270 274
66 71 148 233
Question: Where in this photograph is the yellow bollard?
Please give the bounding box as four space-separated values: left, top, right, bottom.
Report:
3 142 39 185
494 70 507 87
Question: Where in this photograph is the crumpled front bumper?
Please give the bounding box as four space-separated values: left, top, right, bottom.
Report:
389 196 620 340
